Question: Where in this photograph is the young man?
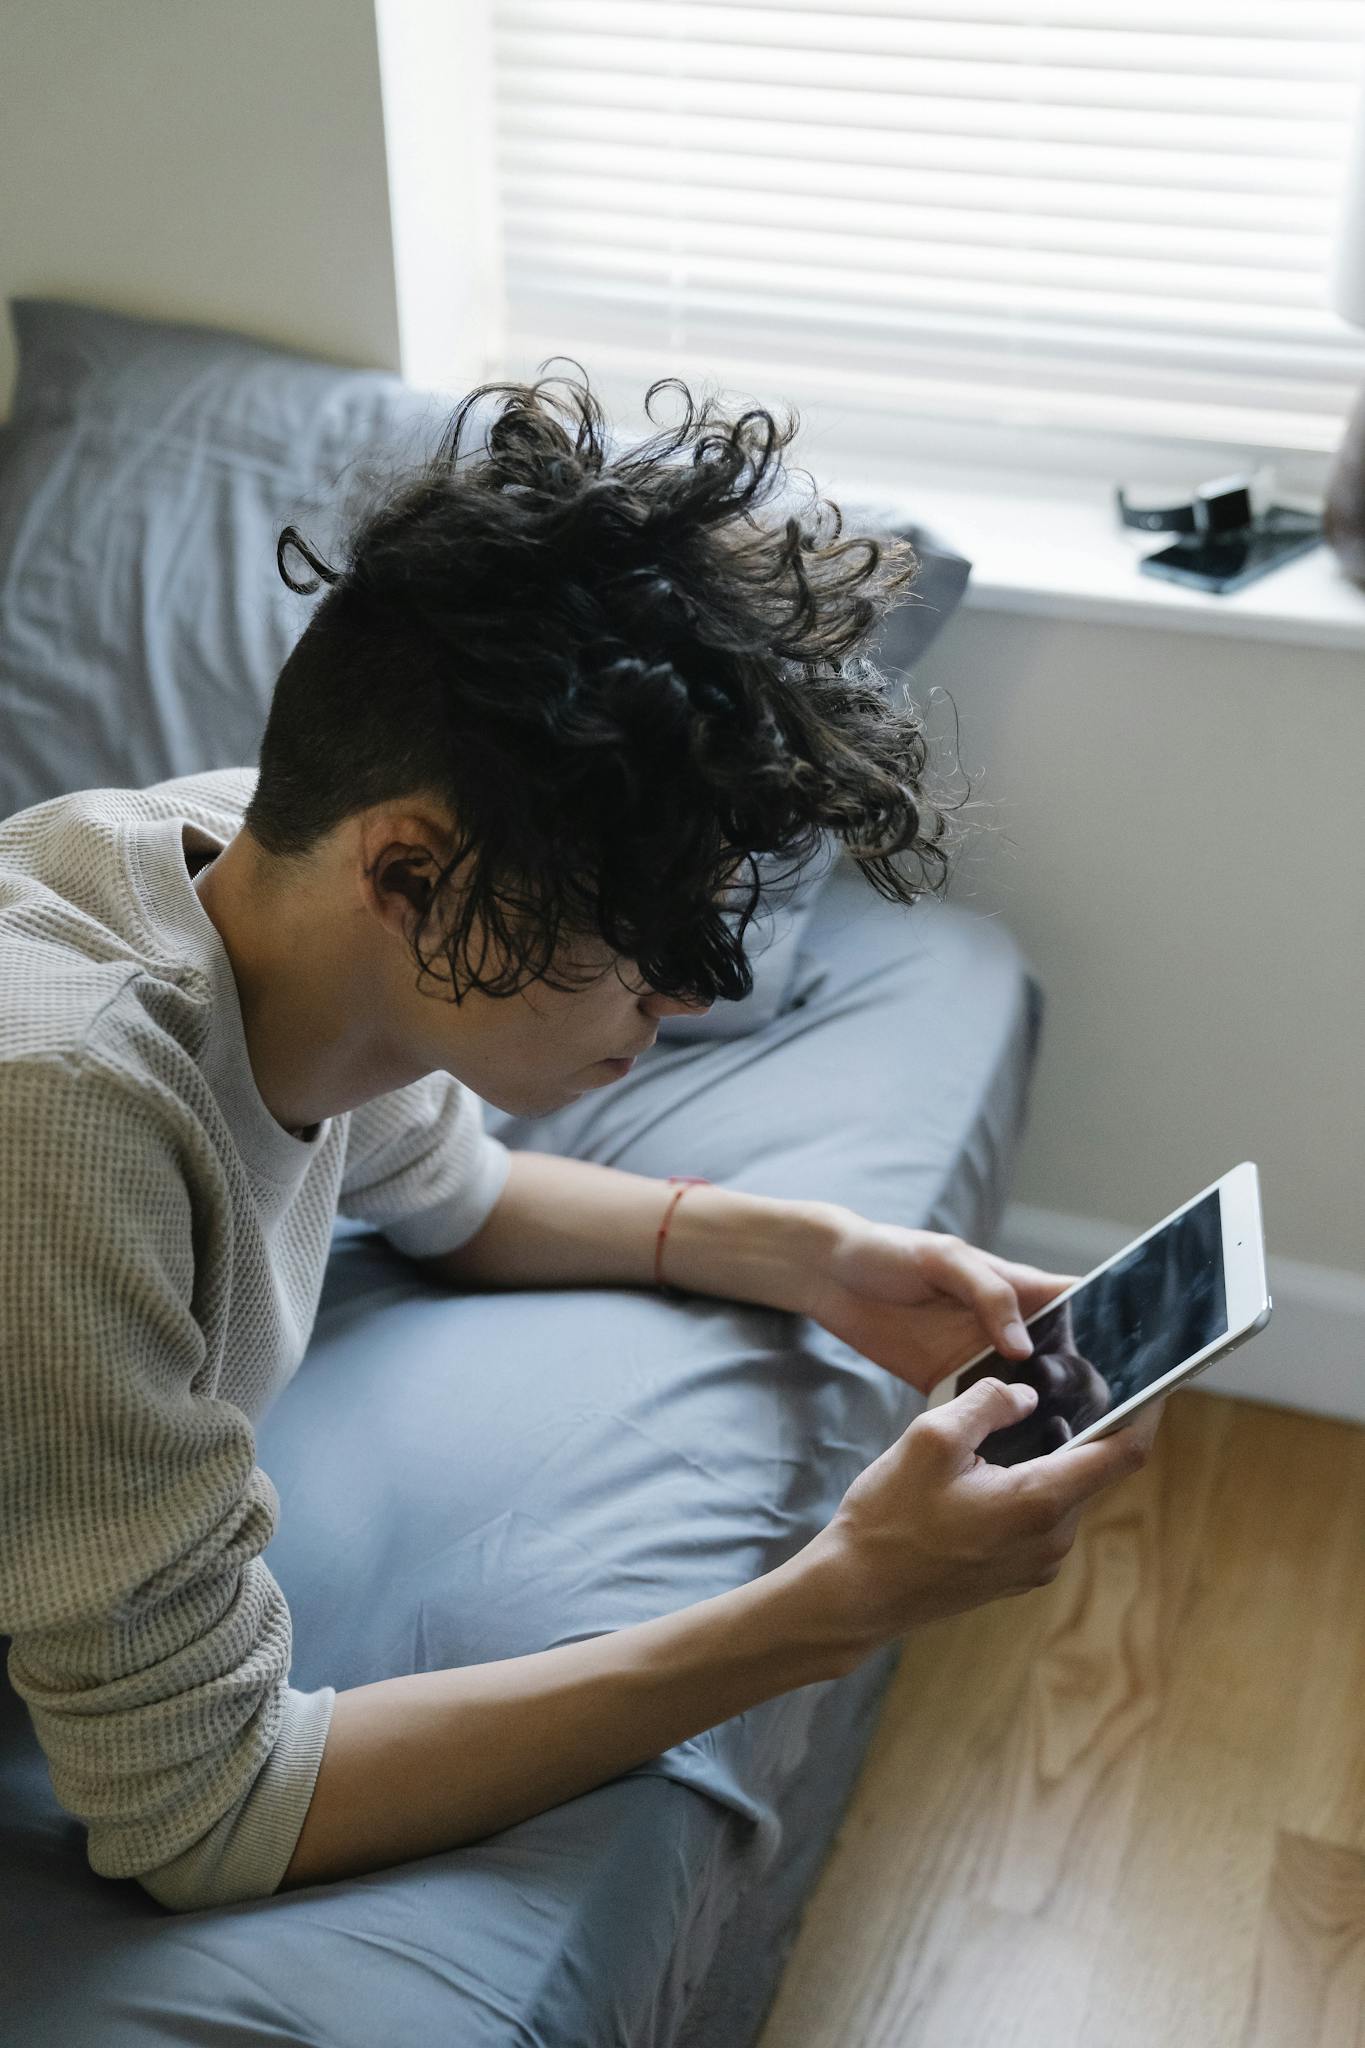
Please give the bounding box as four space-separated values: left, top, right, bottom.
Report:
0 372 1162 1913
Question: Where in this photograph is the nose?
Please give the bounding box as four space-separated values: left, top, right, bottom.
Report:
641 990 713 1021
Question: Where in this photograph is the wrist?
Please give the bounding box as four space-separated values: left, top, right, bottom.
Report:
659 1185 850 1315
760 1534 881 1683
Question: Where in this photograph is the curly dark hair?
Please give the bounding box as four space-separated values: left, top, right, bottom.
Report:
244 362 965 1007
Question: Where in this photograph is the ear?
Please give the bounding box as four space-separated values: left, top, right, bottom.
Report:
377 851 436 920
364 850 438 953
355 808 453 944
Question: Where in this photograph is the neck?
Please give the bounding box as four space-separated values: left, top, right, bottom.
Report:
192 833 420 1132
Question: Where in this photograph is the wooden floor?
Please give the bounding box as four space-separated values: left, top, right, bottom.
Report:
756 1389 1365 2048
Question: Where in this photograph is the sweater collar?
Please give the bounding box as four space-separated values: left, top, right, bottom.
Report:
133 813 333 1185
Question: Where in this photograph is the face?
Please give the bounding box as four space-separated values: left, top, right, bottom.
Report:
415 933 712 1117
355 806 715 1116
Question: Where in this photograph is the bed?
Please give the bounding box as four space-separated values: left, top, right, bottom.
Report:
0 299 1041 2047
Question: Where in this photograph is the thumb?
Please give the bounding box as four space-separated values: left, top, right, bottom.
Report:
946 1376 1039 1456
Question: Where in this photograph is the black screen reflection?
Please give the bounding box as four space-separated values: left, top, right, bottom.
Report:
956 1191 1228 1466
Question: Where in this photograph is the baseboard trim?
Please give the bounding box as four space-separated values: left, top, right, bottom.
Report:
995 1202 1365 1430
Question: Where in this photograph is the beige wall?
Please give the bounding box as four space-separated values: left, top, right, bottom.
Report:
0 0 401 416
911 606 1365 1276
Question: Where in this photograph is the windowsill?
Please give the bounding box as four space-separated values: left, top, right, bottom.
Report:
829 468 1365 653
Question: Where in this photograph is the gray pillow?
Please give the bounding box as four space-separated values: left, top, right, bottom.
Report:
0 297 970 1039
0 298 448 815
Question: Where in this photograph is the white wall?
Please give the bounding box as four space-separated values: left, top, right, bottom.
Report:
912 605 1365 1423
0 0 402 416
912 606 1364 1274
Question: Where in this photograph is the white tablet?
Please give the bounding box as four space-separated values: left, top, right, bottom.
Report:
926 1160 1272 1466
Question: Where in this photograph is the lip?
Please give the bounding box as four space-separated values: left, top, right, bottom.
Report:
599 1056 637 1077
606 1033 657 1064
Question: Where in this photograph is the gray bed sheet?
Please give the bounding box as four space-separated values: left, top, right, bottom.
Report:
1 854 1043 2047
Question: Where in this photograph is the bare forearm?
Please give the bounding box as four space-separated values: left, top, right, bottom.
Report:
279 1546 857 1893
421 1150 843 1313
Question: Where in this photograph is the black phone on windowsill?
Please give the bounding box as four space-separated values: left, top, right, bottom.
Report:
1139 507 1322 595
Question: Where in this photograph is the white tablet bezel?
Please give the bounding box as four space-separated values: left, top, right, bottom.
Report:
925 1160 1272 1451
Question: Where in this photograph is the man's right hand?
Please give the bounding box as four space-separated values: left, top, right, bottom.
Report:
800 1379 1166 1658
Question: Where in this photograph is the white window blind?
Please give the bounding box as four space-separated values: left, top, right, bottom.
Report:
490 0 1365 469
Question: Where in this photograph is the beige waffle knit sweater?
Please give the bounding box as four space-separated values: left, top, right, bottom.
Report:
0 768 511 1912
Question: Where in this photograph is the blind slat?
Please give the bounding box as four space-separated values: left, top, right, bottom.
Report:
500 108 1348 195
501 192 1332 278
506 288 1362 386
506 241 1343 326
505 140 1342 224
506 246 1358 344
502 0 1363 45
655 0 1362 34
497 31 1358 112
500 155 1336 234
497 68 1350 157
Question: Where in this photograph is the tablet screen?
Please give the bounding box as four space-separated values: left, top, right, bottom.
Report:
954 1189 1229 1465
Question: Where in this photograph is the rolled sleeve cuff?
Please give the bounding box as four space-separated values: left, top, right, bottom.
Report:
135 1682 337 1912
380 1132 513 1262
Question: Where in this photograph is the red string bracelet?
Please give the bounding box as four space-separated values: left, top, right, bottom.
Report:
654 1176 711 1292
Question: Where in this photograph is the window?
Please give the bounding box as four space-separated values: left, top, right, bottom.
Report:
489 1 1365 487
